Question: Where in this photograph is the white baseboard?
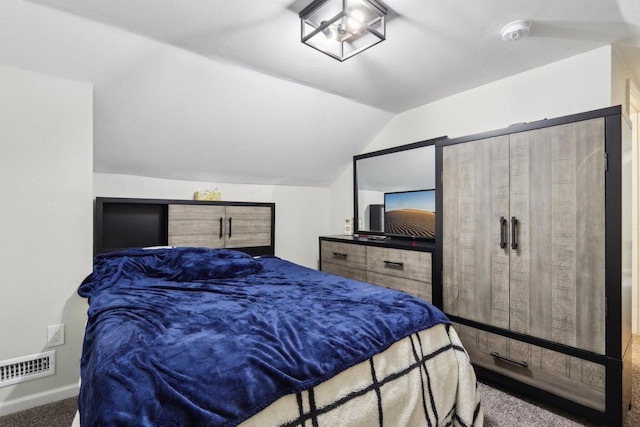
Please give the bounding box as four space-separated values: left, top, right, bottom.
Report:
0 383 78 417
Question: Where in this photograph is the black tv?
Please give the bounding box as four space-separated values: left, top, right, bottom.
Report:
384 189 435 239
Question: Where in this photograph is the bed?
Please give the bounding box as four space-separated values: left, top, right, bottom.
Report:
74 246 482 426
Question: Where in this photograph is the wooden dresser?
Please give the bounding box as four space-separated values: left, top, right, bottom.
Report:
95 197 275 256
319 236 434 302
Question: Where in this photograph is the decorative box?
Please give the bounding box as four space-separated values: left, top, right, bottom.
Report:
193 190 222 201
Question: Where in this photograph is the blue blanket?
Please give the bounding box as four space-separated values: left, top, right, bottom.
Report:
78 247 449 426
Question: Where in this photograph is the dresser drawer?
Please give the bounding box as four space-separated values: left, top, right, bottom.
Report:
453 323 606 411
320 241 366 271
366 246 430 282
366 271 431 302
321 262 366 282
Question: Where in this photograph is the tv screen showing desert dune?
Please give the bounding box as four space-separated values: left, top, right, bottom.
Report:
384 190 435 239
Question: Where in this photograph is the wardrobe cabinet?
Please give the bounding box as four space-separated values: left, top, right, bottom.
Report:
436 106 631 426
442 119 605 353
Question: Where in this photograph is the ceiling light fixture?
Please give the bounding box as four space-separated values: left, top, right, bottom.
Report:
501 20 531 41
299 0 387 62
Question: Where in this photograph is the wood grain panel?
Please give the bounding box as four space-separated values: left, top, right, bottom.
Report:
573 119 606 353
453 323 605 411
224 206 272 248
365 246 430 282
169 204 273 249
321 262 366 282
442 142 461 316
490 137 511 327
168 205 225 248
367 269 431 302
168 205 225 221
549 125 578 347
509 119 605 354
441 136 509 328
224 232 273 248
508 134 532 335
320 241 366 271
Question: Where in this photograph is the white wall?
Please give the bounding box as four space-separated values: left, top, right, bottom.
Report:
329 46 615 232
611 47 640 334
0 65 93 415
611 46 640 118
94 174 330 269
0 0 393 189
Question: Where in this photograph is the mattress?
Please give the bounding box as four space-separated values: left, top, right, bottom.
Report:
75 247 482 426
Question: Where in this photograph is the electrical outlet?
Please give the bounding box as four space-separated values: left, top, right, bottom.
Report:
47 324 65 348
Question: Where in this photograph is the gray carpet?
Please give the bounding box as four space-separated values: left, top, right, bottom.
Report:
0 397 76 427
1 335 639 426
480 332 640 427
480 381 597 426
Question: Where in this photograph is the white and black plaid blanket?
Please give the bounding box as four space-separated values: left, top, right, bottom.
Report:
241 323 483 427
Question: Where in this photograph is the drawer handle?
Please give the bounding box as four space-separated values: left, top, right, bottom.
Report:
490 352 528 368
332 252 348 259
383 260 404 269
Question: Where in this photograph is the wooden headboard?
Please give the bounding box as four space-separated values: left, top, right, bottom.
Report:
95 197 275 257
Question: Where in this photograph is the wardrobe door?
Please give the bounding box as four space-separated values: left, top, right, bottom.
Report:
168 205 226 248
442 135 510 329
509 119 605 354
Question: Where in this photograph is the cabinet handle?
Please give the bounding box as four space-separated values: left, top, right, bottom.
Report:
228 217 233 238
490 352 528 368
383 260 404 269
219 217 224 239
332 252 348 259
499 216 507 249
511 216 518 250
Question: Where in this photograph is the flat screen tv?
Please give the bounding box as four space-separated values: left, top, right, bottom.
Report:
384 189 435 239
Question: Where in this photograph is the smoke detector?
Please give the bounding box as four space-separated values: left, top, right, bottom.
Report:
501 21 531 41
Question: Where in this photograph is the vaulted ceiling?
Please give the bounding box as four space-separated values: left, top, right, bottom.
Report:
1 0 639 186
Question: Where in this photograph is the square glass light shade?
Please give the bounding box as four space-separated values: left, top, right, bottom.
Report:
300 0 386 61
